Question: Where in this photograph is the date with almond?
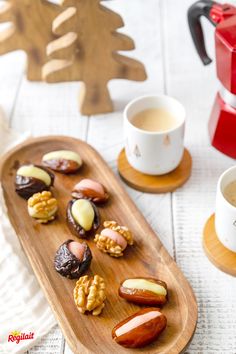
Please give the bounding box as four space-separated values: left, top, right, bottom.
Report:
119 277 168 306
112 307 167 348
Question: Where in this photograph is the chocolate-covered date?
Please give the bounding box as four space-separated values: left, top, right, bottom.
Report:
42 150 82 174
112 308 167 348
67 199 100 238
119 277 168 306
54 239 92 279
72 179 109 204
15 164 54 199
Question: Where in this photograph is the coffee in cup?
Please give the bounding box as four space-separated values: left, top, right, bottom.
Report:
223 180 236 207
124 95 186 175
215 166 236 252
131 108 179 133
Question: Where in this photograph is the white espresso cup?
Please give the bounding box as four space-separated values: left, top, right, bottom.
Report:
215 166 236 252
124 94 186 175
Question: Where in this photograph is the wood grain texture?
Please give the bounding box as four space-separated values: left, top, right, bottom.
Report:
117 148 192 193
163 0 236 352
43 0 147 115
0 0 61 81
1 136 197 354
203 214 236 276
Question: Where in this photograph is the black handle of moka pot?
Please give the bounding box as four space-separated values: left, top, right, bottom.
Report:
188 0 217 65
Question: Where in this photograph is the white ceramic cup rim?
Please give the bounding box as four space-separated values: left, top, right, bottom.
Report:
218 165 236 210
124 94 186 135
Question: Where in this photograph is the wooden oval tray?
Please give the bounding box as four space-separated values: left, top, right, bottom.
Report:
0 136 197 354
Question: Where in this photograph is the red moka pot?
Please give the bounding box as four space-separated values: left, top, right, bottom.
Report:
188 1 236 158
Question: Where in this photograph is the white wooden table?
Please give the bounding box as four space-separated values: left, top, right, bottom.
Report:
1 0 236 353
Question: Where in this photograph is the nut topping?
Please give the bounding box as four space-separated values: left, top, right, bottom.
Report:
28 191 58 223
54 240 92 279
15 164 54 199
73 275 106 315
67 199 100 238
119 277 168 306
112 308 167 348
94 221 133 257
42 150 82 174
72 179 109 204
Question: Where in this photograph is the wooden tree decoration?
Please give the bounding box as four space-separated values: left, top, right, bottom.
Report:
43 0 147 115
0 0 61 81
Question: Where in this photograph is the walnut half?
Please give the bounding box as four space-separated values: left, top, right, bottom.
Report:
27 191 58 224
73 275 106 316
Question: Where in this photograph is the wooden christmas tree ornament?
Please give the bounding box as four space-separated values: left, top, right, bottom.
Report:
0 0 61 81
43 0 147 115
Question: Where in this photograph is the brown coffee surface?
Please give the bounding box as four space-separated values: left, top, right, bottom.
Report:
131 108 178 132
224 180 236 207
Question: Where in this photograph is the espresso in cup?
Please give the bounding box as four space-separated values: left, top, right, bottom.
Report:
124 95 186 175
215 166 236 252
224 180 236 207
131 108 179 133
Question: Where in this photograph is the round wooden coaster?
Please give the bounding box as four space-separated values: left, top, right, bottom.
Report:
203 214 236 276
117 148 192 193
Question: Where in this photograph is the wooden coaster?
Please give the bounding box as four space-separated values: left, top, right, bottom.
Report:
203 214 236 276
117 148 192 193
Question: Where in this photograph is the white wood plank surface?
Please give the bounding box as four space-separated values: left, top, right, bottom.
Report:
163 1 236 353
1 0 236 353
0 52 24 119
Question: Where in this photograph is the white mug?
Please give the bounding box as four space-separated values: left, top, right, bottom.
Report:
215 166 236 252
124 94 186 175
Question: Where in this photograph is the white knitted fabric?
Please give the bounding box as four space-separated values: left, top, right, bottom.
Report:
0 111 56 354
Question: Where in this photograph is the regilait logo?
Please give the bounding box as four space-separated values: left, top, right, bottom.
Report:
8 331 34 344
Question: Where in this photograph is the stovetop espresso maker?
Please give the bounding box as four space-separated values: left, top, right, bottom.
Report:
188 0 236 158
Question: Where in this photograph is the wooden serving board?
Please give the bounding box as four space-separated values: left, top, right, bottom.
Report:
0 136 197 354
